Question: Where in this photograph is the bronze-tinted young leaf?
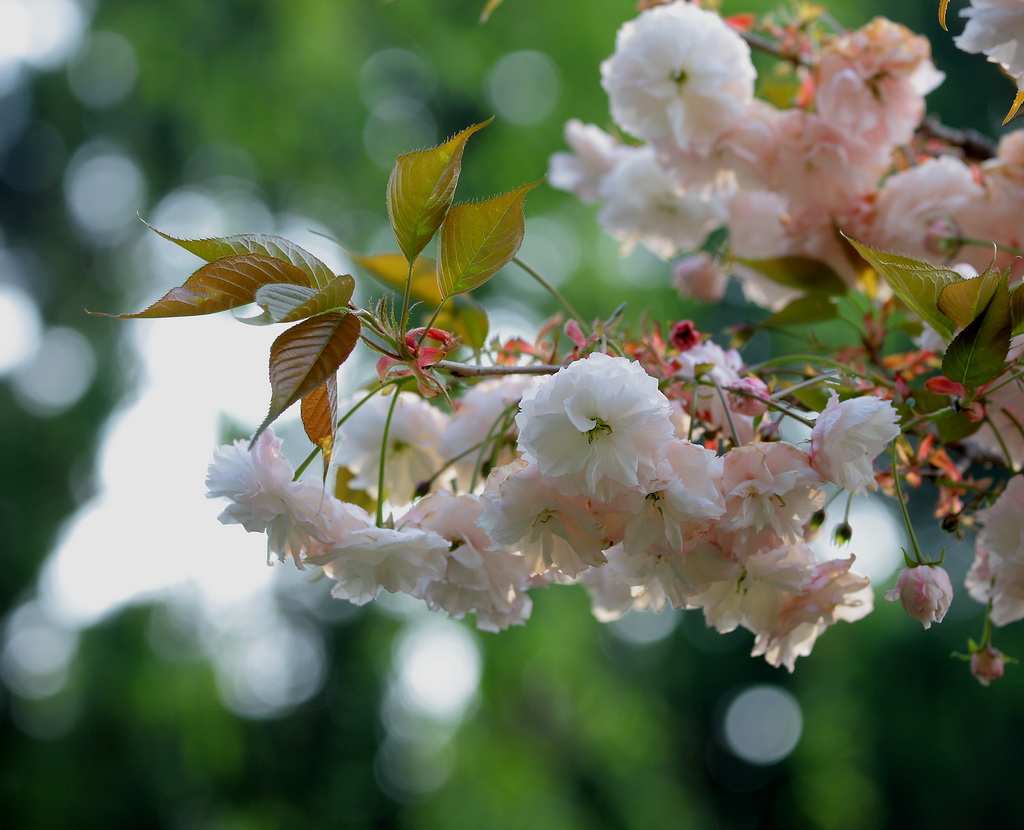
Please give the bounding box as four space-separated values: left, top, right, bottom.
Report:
437 180 540 299
734 256 846 296
937 266 1000 329
1011 284 1024 336
387 119 492 264
845 236 960 341
95 254 310 318
942 273 1012 389
759 296 838 328
301 375 338 479
939 0 950 29
254 311 361 441
351 252 442 305
146 223 333 289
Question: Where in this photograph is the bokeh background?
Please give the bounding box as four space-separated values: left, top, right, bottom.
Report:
2 0 1023 827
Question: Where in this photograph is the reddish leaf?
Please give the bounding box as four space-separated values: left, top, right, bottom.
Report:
145 223 335 289
254 312 361 441
387 120 491 264
301 375 338 479
94 254 310 318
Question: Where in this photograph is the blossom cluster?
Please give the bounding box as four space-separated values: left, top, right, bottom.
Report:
207 338 905 670
193 0 1024 682
549 1 1024 303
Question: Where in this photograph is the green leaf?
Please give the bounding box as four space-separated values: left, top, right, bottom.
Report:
301 375 338 480
254 311 361 442
239 284 317 325
734 256 846 296
935 409 983 443
351 252 442 305
1011 284 1024 336
239 274 355 325
145 223 334 289
387 119 492 265
845 237 959 341
759 296 838 328
942 273 1012 389
437 180 540 300
277 274 355 323
93 254 310 318
937 266 1000 329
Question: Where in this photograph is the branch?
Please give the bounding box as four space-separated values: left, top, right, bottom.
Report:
434 360 562 378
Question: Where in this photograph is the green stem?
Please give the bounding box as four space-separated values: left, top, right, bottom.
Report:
958 236 1024 257
513 257 589 333
376 388 404 527
771 371 841 401
709 375 741 448
891 438 925 565
293 382 395 482
399 258 415 343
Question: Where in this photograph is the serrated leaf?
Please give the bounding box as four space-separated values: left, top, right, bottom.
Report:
239 284 318 325
1011 284 1024 336
735 256 846 295
437 180 540 299
387 120 492 264
435 294 490 350
254 311 361 442
301 375 338 480
759 295 838 328
351 252 442 305
937 266 1000 329
278 274 355 323
242 275 355 325
146 223 333 289
942 273 1012 389
845 236 960 341
94 254 310 318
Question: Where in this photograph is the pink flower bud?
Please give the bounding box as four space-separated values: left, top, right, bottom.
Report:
971 646 1006 687
884 564 953 629
669 320 701 352
672 252 727 302
727 376 770 416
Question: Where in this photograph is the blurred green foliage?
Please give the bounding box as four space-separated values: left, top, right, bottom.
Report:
4 0 1024 828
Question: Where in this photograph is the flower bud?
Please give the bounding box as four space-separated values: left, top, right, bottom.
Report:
832 521 853 547
672 252 727 303
669 320 701 352
971 646 1006 687
884 564 953 629
727 376 770 416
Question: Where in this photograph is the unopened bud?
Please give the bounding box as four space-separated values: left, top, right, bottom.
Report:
884 564 953 629
923 218 961 256
832 521 853 547
971 646 1006 686
672 252 727 303
670 320 701 352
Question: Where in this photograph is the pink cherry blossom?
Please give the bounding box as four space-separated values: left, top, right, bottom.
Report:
810 392 900 492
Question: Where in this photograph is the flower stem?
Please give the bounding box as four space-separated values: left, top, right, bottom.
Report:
892 437 925 565
513 257 589 333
